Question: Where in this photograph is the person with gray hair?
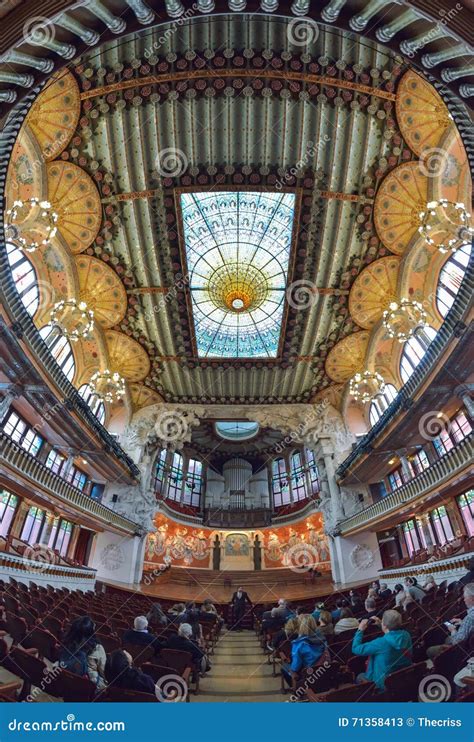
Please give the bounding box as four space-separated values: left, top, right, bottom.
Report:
165 622 209 674
427 583 474 660
122 615 163 653
351 610 413 690
364 597 379 620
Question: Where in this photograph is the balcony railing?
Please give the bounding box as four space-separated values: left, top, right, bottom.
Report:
0 432 139 534
0 550 96 590
336 249 473 481
378 550 473 583
338 432 473 535
203 507 273 528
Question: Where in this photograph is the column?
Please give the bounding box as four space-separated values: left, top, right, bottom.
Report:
454 384 474 422
397 453 413 483
444 499 466 538
316 438 344 523
66 525 80 561
396 524 409 560
9 499 30 539
0 385 21 424
417 514 434 549
38 513 56 546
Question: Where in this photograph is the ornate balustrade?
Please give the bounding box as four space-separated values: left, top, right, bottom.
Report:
0 549 96 591
338 433 473 535
0 431 139 534
378 550 473 590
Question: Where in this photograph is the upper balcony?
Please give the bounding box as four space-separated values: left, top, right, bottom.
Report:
338 431 473 536
0 431 139 535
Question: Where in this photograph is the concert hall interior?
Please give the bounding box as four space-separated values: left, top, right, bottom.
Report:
0 0 472 705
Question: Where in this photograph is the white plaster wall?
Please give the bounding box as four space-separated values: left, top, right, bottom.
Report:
332 530 384 586
89 531 145 585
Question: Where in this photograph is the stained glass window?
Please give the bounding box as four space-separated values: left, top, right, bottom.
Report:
436 243 471 318
78 383 106 425
180 191 296 358
6 241 39 316
400 326 437 383
215 421 259 440
272 458 290 507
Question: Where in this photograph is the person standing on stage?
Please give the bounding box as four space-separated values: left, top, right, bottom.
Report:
230 586 252 631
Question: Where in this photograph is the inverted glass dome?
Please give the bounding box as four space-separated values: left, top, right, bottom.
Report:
215 421 260 441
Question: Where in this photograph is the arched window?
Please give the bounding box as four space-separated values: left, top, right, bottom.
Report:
39 324 75 382
6 241 39 316
305 448 320 496
400 326 437 384
369 383 398 427
290 451 306 502
184 457 203 507
78 383 105 425
167 452 184 502
272 457 289 507
154 449 168 495
436 243 471 318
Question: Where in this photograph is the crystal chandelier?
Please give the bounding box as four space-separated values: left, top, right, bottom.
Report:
90 370 126 403
418 199 472 254
382 299 427 343
349 371 386 404
5 198 58 252
49 299 94 342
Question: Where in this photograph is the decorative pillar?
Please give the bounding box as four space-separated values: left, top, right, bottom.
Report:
417 514 434 549
375 9 418 42
0 49 54 72
0 385 21 423
39 513 56 546
9 499 30 539
67 525 80 561
399 25 445 56
444 499 466 538
454 384 474 421
396 524 409 559
441 64 474 83
62 453 76 480
349 0 386 31
321 0 347 22
55 15 100 45
397 453 412 483
421 45 470 69
317 438 344 524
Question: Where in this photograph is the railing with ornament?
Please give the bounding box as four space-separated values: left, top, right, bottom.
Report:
0 431 139 534
338 432 473 534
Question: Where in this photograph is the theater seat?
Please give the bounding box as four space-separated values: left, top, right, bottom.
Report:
384 662 426 702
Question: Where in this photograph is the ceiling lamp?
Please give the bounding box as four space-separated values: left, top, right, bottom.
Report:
49 299 94 342
418 199 472 254
89 369 126 403
382 299 427 343
349 371 386 404
4 198 58 252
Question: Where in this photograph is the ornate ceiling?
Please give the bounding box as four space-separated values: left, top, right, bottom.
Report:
4 14 471 420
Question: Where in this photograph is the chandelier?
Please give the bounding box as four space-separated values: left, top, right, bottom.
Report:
349 371 386 404
5 198 58 252
49 299 94 342
382 299 428 343
418 199 472 254
90 370 126 403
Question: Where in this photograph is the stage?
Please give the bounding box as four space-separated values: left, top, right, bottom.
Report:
103 567 369 604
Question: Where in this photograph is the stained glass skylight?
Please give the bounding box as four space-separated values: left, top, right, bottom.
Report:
180 191 296 358
215 421 260 440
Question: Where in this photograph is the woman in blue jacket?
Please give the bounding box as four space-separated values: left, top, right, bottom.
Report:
352 610 413 690
282 614 327 686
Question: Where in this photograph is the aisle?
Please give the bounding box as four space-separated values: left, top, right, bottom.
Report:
194 629 284 703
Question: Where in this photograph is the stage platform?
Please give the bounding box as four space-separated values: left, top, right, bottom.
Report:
103 567 369 604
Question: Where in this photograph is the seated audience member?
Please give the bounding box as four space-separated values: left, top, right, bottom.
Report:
349 591 364 615
364 597 379 620
268 616 300 652
459 556 474 587
168 603 183 617
334 607 360 635
263 599 293 629
317 610 334 638
165 623 209 674
60 616 107 690
393 583 409 609
105 650 155 694
202 599 218 615
352 611 412 691
122 616 163 652
182 602 203 643
422 575 437 592
331 599 348 622
147 602 168 627
282 615 327 686
378 583 392 600
427 583 474 660
367 588 378 600
404 577 425 603
312 602 325 621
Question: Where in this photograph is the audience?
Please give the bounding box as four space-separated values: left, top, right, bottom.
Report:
459 556 474 586
60 616 107 690
404 577 426 603
352 610 412 691
422 575 437 592
268 616 299 651
104 650 155 694
146 602 168 627
393 583 409 609
331 599 348 622
363 597 379 620
165 623 209 674
122 616 163 652
427 583 474 659
262 599 293 630
378 583 392 600
316 610 334 638
349 591 364 615
281 614 327 686
334 607 359 635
